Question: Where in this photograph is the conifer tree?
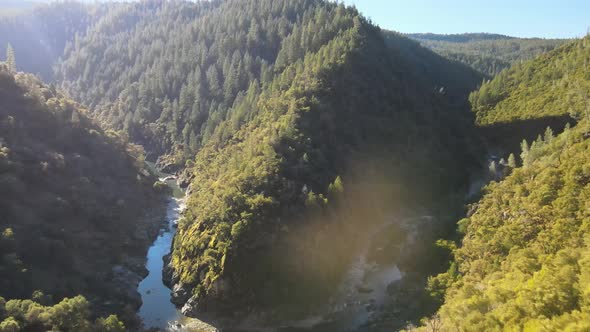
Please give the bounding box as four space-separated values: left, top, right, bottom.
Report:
488 160 498 179
5 43 15 72
507 153 517 168
520 140 530 167
544 126 554 143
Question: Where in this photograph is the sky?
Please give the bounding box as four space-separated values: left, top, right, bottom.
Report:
342 0 589 39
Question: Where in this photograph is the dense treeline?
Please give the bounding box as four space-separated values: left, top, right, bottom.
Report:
409 33 516 43
56 1 484 166
115 0 489 315
418 36 590 331
0 1 106 80
423 121 590 331
382 31 484 101
408 33 566 77
59 0 325 159
8 0 581 327
0 65 164 327
470 36 590 125
0 294 125 331
0 0 483 324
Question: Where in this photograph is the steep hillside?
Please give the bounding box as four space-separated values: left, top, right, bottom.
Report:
382 31 484 101
54 0 485 322
150 1 482 317
0 1 106 80
53 0 483 319
408 33 566 77
0 65 166 327
57 1 482 166
59 0 299 160
425 121 590 331
470 36 590 125
420 37 590 331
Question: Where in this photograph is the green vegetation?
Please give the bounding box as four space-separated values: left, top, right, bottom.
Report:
424 120 590 331
123 0 483 313
59 0 299 158
47 0 484 314
1 0 484 323
2 0 585 328
0 2 105 80
418 36 590 331
0 294 125 332
382 31 483 101
470 36 590 125
408 33 567 77
56 1 480 163
0 64 163 326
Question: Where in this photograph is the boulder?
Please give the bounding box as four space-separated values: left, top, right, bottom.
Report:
171 283 190 306
181 294 202 316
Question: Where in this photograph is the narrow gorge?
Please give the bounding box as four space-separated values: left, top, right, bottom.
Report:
1 1 588 332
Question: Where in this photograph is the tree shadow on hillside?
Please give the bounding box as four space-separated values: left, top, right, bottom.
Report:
478 115 575 154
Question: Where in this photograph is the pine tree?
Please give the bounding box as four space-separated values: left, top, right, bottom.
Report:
520 140 530 167
488 160 498 179
544 126 554 143
206 65 221 98
6 44 15 72
328 176 344 197
507 153 517 168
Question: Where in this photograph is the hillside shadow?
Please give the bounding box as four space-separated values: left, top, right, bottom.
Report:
478 115 575 154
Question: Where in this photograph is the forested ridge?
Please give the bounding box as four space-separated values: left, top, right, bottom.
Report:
470 36 590 125
0 63 166 329
0 0 482 327
56 1 482 164
1 0 589 330
59 0 314 160
418 36 590 331
408 33 566 77
51 0 482 316
0 1 109 80
160 0 482 315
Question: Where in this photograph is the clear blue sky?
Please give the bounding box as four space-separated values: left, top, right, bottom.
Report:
342 0 589 38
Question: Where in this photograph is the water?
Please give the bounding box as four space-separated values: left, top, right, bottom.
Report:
276 221 405 332
137 191 428 331
138 197 185 330
294 264 402 332
275 216 435 332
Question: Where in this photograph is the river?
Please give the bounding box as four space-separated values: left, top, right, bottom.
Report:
137 195 429 331
273 216 430 332
138 197 185 330
139 163 438 331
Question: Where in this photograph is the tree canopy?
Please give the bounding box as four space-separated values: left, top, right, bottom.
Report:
0 1 105 80
470 36 590 125
0 64 163 326
419 35 590 331
409 33 567 77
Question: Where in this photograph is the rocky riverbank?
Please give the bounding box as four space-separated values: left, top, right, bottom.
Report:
158 213 437 332
94 198 169 329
